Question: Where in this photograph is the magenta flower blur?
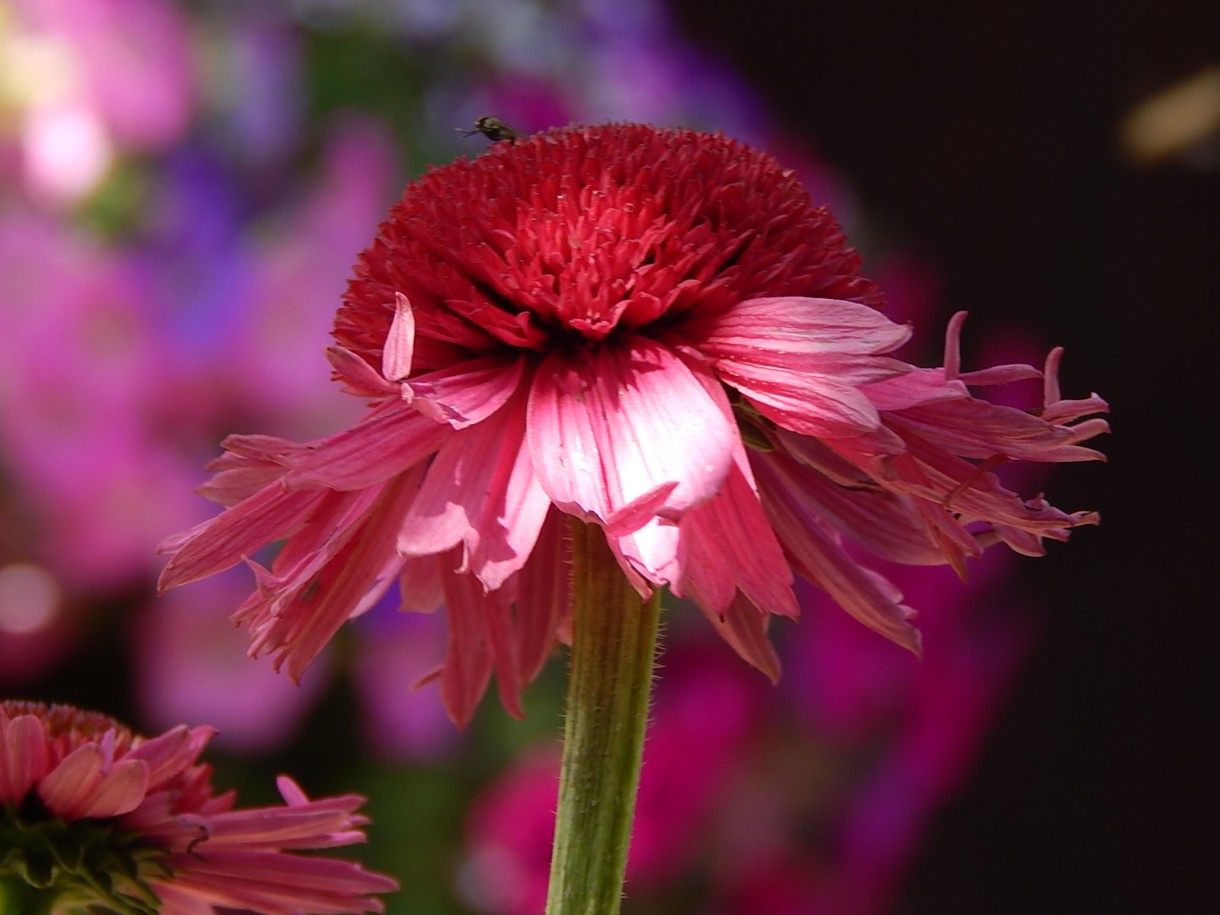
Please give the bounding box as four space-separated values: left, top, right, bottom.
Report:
159 123 1107 725
0 701 396 913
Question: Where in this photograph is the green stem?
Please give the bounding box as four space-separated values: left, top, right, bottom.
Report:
545 521 662 915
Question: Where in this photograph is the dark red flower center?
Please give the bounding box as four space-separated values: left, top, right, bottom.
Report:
336 123 880 380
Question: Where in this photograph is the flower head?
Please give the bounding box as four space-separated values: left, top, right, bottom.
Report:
0 700 396 914
159 123 1107 725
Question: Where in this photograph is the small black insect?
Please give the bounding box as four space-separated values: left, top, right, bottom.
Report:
459 116 519 143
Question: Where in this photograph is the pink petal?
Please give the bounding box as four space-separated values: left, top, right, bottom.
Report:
690 296 912 358
194 437 304 506
508 509 570 685
326 345 398 398
715 359 885 437
438 560 496 727
381 292 415 382
39 743 149 819
863 367 965 411
889 397 1108 463
76 757 150 819
609 516 680 593
677 456 799 618
398 555 445 613
768 434 952 566
754 457 922 655
407 354 526 429
695 593 782 683
283 400 450 491
527 335 735 528
398 389 550 590
0 713 48 803
158 483 324 591
128 725 212 789
269 474 423 682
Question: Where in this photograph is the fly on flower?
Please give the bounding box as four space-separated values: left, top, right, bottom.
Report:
159 123 1108 727
459 115 519 142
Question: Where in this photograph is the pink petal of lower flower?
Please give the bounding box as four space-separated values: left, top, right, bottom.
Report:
127 725 212 789
0 713 48 804
158 852 394 914
527 335 734 528
39 743 146 820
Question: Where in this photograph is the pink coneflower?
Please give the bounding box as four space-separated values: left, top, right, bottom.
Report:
0 700 396 913
159 123 1107 726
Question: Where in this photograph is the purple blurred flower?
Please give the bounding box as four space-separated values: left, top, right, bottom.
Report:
351 602 462 763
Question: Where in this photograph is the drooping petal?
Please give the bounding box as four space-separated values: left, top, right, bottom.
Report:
719 357 895 437
527 335 735 529
398 554 445 613
609 516 680 594
158 483 325 591
754 456 922 655
769 433 953 566
507 509 570 686
255 473 423 682
283 399 450 491
398 388 550 590
676 456 799 619
887 396 1108 463
438 558 495 727
694 593 783 683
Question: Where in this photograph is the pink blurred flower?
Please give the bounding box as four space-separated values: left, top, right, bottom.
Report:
3 0 194 204
460 641 765 914
0 208 205 592
228 116 400 436
159 123 1106 725
134 571 333 755
0 701 396 913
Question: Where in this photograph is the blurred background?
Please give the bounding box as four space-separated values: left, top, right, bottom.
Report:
0 1 1213 913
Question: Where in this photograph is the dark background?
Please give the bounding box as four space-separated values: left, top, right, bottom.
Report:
670 1 1218 912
